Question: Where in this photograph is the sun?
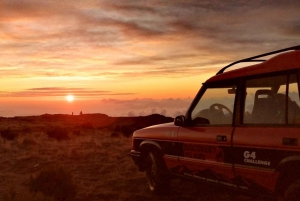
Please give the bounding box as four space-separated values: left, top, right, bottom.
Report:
66 95 74 102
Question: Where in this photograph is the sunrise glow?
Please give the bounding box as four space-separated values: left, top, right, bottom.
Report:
66 95 74 102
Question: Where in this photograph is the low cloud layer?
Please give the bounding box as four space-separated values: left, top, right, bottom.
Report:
100 98 191 117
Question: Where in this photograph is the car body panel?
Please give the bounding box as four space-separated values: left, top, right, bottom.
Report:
175 126 235 188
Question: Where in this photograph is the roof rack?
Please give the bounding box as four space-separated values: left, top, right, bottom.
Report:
216 45 300 75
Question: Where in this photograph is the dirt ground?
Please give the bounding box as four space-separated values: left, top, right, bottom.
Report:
0 116 272 201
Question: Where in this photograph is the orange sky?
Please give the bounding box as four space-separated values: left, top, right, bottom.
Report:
0 0 299 117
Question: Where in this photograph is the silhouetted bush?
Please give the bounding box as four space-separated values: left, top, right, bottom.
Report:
120 125 135 137
29 165 77 201
0 128 19 141
112 124 135 137
46 127 69 141
114 125 121 132
110 132 120 138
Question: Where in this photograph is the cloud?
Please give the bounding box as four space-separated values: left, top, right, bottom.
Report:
0 87 137 98
282 19 300 36
0 0 299 107
106 98 192 117
100 98 192 117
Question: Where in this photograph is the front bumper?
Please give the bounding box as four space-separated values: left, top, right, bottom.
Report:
130 150 145 171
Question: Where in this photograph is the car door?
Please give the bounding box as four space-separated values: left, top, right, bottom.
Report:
233 72 300 194
175 82 237 188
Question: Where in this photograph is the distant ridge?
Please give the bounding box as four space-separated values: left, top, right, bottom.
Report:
0 113 174 133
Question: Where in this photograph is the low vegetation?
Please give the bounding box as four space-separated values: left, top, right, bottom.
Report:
0 128 19 141
0 114 264 201
46 127 70 141
29 165 77 201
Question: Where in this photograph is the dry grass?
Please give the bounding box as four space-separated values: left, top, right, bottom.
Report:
0 116 270 201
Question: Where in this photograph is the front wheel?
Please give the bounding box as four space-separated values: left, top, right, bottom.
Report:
145 151 170 195
282 180 300 201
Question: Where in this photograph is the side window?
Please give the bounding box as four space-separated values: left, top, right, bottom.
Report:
287 74 300 124
191 85 236 125
243 73 300 125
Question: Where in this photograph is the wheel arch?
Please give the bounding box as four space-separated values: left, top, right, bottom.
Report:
140 140 163 156
275 155 300 195
137 140 165 172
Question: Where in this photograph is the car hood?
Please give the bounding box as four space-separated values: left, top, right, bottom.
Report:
133 122 179 140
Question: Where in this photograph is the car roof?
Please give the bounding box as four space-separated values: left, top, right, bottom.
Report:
206 48 300 83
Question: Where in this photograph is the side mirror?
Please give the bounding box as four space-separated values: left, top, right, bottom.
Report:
174 115 186 126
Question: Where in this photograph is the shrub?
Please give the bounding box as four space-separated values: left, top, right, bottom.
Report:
114 125 121 132
29 165 77 201
46 127 69 141
120 125 135 138
0 128 19 141
110 132 120 138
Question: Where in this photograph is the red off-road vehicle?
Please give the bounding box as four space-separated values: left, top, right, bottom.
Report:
131 45 300 200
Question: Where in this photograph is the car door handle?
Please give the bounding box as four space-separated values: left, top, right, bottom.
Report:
216 135 227 142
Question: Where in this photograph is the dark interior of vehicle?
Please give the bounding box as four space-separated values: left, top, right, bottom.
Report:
246 89 300 124
197 103 232 125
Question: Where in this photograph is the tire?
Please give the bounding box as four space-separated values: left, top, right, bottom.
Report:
145 151 170 195
282 180 300 201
